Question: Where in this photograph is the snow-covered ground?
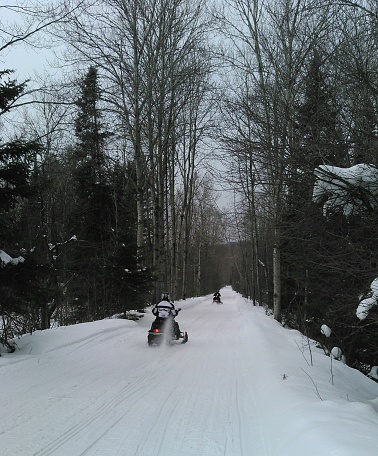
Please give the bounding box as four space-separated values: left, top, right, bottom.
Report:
1 287 378 456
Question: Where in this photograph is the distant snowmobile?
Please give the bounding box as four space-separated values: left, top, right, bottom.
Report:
148 307 188 346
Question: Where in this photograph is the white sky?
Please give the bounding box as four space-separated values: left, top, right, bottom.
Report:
2 45 50 79
0 4 62 81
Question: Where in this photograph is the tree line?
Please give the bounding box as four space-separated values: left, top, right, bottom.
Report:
1 0 378 377
0 0 225 345
218 0 378 375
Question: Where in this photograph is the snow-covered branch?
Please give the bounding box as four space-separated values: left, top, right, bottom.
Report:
356 277 378 320
313 164 378 215
0 250 25 266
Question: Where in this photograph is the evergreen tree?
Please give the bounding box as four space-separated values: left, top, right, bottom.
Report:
281 50 349 330
281 51 378 372
0 71 39 242
351 92 378 165
104 163 154 314
68 67 153 321
295 49 347 170
68 66 113 320
0 70 42 342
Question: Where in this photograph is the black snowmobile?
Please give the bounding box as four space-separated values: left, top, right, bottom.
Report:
148 309 188 346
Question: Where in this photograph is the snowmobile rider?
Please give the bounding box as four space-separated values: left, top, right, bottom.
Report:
152 292 181 337
213 290 221 302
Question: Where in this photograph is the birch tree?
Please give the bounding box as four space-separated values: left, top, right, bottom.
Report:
61 0 213 299
216 0 333 320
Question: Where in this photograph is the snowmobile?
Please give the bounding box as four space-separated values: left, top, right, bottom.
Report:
212 296 222 304
148 310 188 346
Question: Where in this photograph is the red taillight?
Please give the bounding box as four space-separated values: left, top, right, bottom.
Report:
153 329 160 333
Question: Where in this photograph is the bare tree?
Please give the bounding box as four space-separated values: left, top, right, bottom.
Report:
216 0 335 320
59 0 213 299
0 1 78 53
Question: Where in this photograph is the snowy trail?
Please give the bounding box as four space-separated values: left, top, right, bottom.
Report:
2 287 378 456
0 288 268 456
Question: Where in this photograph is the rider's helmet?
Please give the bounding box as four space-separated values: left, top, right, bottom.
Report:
161 291 170 302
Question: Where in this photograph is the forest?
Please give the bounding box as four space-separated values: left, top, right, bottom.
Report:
1 0 378 377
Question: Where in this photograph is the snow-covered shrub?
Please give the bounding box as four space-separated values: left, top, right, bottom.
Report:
331 347 342 360
356 278 378 320
321 324 331 337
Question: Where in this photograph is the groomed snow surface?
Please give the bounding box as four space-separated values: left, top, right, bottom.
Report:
1 287 378 456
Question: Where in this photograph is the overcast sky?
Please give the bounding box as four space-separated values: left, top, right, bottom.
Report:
1 5 60 81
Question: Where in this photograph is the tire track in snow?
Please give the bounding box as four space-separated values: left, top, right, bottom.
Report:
0 328 143 439
2 290 270 456
31 351 178 456
125 291 269 456
231 313 269 456
18 334 163 455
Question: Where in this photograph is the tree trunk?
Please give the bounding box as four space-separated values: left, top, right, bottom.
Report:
273 228 282 322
